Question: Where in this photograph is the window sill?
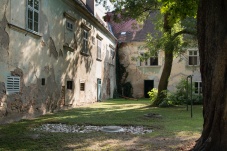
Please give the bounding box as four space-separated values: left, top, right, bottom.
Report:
137 65 161 68
186 65 200 67
80 51 89 56
63 44 75 52
96 58 102 61
108 63 115 66
8 23 42 39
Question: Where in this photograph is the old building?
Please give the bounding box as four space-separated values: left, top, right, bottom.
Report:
108 13 201 98
0 0 116 123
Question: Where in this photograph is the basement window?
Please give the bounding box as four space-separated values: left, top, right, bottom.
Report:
80 82 85 91
41 78 45 85
6 76 20 95
67 81 73 90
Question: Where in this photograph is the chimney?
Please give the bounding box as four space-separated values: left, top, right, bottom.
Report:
86 0 95 15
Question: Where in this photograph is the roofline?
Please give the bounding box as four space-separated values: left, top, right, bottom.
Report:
65 0 117 42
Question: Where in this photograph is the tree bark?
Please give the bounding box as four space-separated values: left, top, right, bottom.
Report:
152 13 173 106
193 0 227 150
153 50 173 106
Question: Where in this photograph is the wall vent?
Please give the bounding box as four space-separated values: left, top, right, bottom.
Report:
6 76 20 95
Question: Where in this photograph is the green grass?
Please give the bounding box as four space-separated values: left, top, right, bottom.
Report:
0 99 203 151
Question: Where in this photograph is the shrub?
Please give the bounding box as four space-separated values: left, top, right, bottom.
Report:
168 78 203 105
148 88 158 104
148 78 203 107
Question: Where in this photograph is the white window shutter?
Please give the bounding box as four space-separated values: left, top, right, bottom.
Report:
6 76 20 95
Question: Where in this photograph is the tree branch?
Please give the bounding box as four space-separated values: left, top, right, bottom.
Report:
172 29 197 40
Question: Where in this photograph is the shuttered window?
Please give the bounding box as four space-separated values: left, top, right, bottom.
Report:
6 76 20 95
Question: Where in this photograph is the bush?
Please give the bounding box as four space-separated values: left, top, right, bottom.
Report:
148 78 203 107
148 88 158 104
168 78 203 105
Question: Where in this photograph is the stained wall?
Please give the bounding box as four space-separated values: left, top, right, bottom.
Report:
0 0 116 123
118 42 201 98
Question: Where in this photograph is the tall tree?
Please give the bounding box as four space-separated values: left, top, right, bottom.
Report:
193 0 227 150
104 0 197 105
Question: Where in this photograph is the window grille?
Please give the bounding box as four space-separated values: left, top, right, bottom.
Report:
80 83 85 91
6 76 20 95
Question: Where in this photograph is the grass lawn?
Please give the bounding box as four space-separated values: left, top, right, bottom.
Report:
0 99 203 151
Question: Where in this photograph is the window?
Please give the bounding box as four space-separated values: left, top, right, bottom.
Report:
194 81 202 94
27 0 39 32
149 55 158 66
82 30 88 54
110 48 115 64
138 53 158 66
67 81 73 90
188 50 199 66
6 76 20 95
41 78 45 85
80 82 85 91
97 39 102 60
66 20 73 31
121 31 126 35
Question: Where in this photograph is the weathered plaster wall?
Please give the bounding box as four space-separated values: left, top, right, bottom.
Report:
118 42 201 98
0 0 116 123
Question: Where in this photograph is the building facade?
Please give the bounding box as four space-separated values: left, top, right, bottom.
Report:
108 13 201 98
0 0 116 123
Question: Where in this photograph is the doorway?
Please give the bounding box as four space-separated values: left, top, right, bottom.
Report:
144 80 154 98
97 79 102 101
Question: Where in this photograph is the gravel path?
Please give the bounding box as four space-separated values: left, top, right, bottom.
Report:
34 123 153 134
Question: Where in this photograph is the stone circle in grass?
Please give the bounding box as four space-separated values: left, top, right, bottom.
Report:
34 124 153 134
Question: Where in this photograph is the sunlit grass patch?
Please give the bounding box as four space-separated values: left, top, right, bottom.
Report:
0 99 202 150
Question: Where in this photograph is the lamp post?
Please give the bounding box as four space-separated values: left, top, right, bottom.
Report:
187 75 193 118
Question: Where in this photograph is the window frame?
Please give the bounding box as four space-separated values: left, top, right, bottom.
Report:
26 0 40 33
97 38 102 60
108 45 115 65
66 20 74 31
194 81 202 94
138 52 158 66
188 50 199 66
82 29 89 55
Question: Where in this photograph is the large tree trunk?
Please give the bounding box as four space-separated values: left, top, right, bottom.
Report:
152 13 173 106
193 0 227 150
152 50 173 106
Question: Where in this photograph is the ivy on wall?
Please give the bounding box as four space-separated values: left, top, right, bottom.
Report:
115 44 133 98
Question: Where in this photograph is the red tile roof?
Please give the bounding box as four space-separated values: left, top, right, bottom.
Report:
107 12 157 42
